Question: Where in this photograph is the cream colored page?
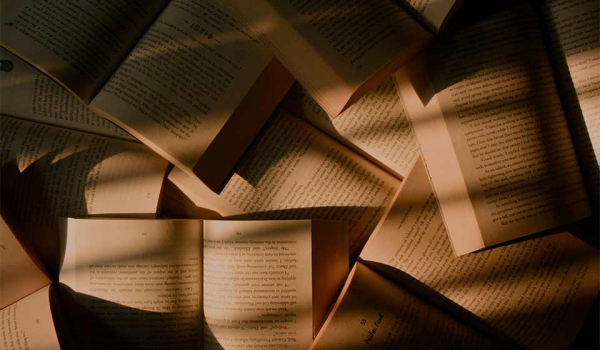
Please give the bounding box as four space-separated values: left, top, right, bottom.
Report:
0 1 168 102
0 213 50 309
226 0 431 116
405 6 590 251
168 111 400 256
395 60 482 256
310 263 500 350
1 115 168 268
203 220 313 350
360 158 600 350
90 0 271 178
0 49 135 141
543 0 600 207
59 219 202 350
283 79 419 178
0 285 61 350
399 0 458 32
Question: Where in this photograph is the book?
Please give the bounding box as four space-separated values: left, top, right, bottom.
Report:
0 0 294 192
222 0 462 117
164 110 402 257
311 157 599 350
310 261 503 350
282 78 420 179
0 48 135 141
0 208 68 350
1 214 347 350
395 1 599 255
0 114 170 273
52 218 344 349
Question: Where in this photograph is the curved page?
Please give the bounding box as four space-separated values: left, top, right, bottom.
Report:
1 115 169 270
167 111 400 256
0 285 61 350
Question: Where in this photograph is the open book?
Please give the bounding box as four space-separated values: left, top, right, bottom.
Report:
0 113 169 273
1 0 294 192
395 1 599 255
309 157 599 350
318 157 598 350
223 0 462 117
1 213 347 350
0 48 135 141
165 109 405 257
282 78 420 179
55 218 345 349
0 208 69 350
310 261 504 350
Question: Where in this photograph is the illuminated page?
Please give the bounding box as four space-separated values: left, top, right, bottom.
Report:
59 218 202 350
0 48 134 141
310 262 501 350
0 285 61 350
0 1 168 102
167 111 400 256
203 220 313 350
225 0 432 117
542 0 600 209
1 116 169 270
0 210 50 309
282 78 419 178
360 157 600 350
395 5 591 255
90 0 289 193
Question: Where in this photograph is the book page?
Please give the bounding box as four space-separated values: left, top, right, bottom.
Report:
0 116 169 272
282 78 419 178
396 5 591 255
398 0 459 32
90 0 277 191
542 0 600 210
59 218 202 350
310 262 500 350
360 157 600 350
203 220 313 350
0 1 168 102
0 209 50 310
0 48 134 141
167 111 401 256
0 285 61 350
225 0 432 117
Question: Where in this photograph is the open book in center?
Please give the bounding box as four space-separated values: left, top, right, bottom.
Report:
1 0 294 192
57 218 348 349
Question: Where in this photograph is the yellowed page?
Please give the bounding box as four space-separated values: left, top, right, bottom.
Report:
203 220 313 350
542 0 600 209
0 285 61 350
396 5 591 255
90 0 276 192
225 0 432 117
59 218 202 350
360 157 600 350
282 78 419 178
0 210 50 310
0 48 134 141
0 1 168 102
167 111 401 256
310 262 500 350
1 115 169 272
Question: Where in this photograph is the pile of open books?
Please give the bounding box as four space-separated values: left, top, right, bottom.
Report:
1 0 598 349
